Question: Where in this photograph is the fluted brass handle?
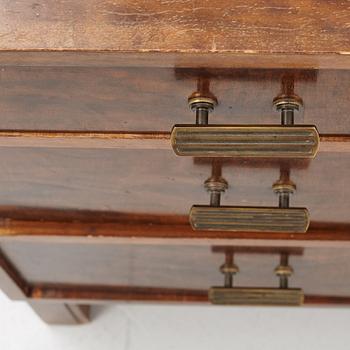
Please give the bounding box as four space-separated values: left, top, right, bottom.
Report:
171 93 320 159
190 206 310 233
171 124 319 158
191 165 309 233
209 287 303 306
209 251 304 306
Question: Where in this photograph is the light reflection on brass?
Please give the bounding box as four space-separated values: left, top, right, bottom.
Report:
208 287 304 306
209 249 304 306
171 125 319 158
190 206 310 233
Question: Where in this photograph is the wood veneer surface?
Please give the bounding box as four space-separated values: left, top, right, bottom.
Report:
0 148 347 223
1 241 350 297
0 68 349 134
1 0 349 54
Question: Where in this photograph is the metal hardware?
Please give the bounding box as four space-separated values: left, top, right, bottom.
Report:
190 205 309 233
188 91 217 125
171 88 319 158
171 125 319 158
275 253 293 289
273 168 296 209
189 163 310 233
203 160 228 207
208 250 304 306
219 249 239 288
273 94 303 126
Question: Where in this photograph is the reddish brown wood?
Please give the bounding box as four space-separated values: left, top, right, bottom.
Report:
2 238 350 296
0 0 349 317
0 68 349 134
0 148 348 223
0 249 90 324
0 1 349 69
29 284 350 307
1 52 350 69
28 302 90 324
0 130 170 150
31 285 208 303
2 230 350 308
0 249 28 299
0 130 347 153
0 208 349 241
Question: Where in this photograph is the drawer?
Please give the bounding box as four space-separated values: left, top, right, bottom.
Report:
0 67 349 134
0 148 347 224
1 0 350 325
1 235 350 304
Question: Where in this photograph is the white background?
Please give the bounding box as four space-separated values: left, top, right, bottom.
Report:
1 290 350 350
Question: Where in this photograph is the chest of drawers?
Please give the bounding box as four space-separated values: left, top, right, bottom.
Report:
0 0 350 324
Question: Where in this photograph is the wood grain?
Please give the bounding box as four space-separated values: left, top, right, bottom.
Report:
0 208 349 241
0 131 171 150
0 0 349 68
0 148 347 223
28 285 350 307
0 249 90 323
1 51 350 69
2 240 350 297
1 68 349 134
0 248 28 299
0 130 347 153
3 235 350 306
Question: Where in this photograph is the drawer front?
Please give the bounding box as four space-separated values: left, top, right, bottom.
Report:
1 239 350 303
0 67 349 134
0 148 347 225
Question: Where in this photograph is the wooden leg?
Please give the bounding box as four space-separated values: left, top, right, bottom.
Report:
29 302 90 325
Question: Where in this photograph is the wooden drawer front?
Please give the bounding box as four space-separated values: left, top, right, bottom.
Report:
0 67 349 134
0 148 347 225
1 239 350 302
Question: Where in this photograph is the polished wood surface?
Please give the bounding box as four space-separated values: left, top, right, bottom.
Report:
0 130 348 153
2 52 350 69
30 286 350 306
1 0 349 69
0 68 349 134
0 149 347 223
1 1 350 322
0 207 349 242
2 240 350 298
0 246 89 323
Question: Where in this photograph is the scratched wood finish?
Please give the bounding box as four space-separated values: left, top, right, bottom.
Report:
2 52 350 69
0 0 349 69
0 148 348 223
0 131 347 153
2 240 350 298
0 68 349 134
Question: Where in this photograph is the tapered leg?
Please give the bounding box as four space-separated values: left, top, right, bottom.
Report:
29 302 90 325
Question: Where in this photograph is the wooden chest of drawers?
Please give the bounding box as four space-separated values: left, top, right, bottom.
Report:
0 0 349 324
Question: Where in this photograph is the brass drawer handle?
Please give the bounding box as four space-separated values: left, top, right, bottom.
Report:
209 287 303 306
190 206 309 233
209 250 304 306
190 162 309 233
171 92 319 158
171 124 319 158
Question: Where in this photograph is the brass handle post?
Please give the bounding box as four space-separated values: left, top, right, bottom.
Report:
190 164 309 233
171 92 319 158
209 252 304 306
